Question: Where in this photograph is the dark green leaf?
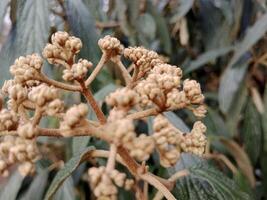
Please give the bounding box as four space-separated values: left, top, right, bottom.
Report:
185 46 234 73
44 147 94 200
218 55 249 114
242 98 262 165
65 0 100 64
170 0 194 23
164 111 189 132
175 163 250 200
21 170 48 200
54 177 75 200
0 171 24 200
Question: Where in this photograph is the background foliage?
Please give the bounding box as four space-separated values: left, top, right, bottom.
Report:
0 0 267 199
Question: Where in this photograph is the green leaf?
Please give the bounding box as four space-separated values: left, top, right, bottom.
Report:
185 46 234 73
44 147 95 200
65 0 100 64
0 0 9 31
21 170 49 200
228 12 267 68
218 55 249 114
242 98 262 165
54 177 75 200
147 2 171 54
164 111 189 132
0 171 24 200
0 0 51 85
170 0 194 23
174 163 250 200
136 13 156 40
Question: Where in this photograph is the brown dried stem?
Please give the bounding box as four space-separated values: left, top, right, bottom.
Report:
106 144 117 171
112 57 132 85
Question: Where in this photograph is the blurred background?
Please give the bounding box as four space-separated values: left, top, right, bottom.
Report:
0 0 267 199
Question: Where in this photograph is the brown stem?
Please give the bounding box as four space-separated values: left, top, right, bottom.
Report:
38 73 81 91
112 57 132 85
78 80 107 124
32 107 43 126
140 173 176 200
127 108 159 120
85 54 108 86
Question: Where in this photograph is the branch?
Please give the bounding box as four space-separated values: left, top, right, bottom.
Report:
127 108 159 120
112 57 132 85
140 173 176 200
78 80 107 124
38 73 81 91
106 144 117 171
85 54 108 86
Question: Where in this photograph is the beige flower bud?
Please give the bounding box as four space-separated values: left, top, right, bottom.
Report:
98 35 124 56
17 123 38 139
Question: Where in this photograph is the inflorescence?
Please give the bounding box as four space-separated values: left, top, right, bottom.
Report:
0 31 207 200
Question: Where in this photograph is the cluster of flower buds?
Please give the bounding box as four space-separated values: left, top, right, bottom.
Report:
10 54 43 84
0 136 39 176
153 115 183 167
98 35 124 56
124 47 163 77
63 59 92 81
106 88 139 110
0 109 18 131
180 121 207 155
153 114 207 167
60 103 88 136
43 31 82 64
88 166 134 199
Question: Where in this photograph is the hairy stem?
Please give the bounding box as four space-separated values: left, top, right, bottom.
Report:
127 108 159 120
38 73 81 91
112 57 132 85
140 173 176 200
85 54 108 86
78 80 107 124
106 144 117 171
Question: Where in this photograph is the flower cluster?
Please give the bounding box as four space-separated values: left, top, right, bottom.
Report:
0 136 39 176
43 31 82 64
0 32 207 200
88 166 134 199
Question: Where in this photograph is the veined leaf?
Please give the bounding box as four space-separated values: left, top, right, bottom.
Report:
65 0 100 64
242 98 262 165
0 171 24 200
21 170 49 200
44 147 94 200
0 0 51 85
174 162 250 200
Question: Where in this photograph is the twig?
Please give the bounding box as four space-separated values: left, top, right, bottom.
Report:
85 54 108 86
112 57 132 85
78 80 107 124
106 144 117 171
140 173 176 200
38 73 81 91
95 21 120 29
127 108 159 120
